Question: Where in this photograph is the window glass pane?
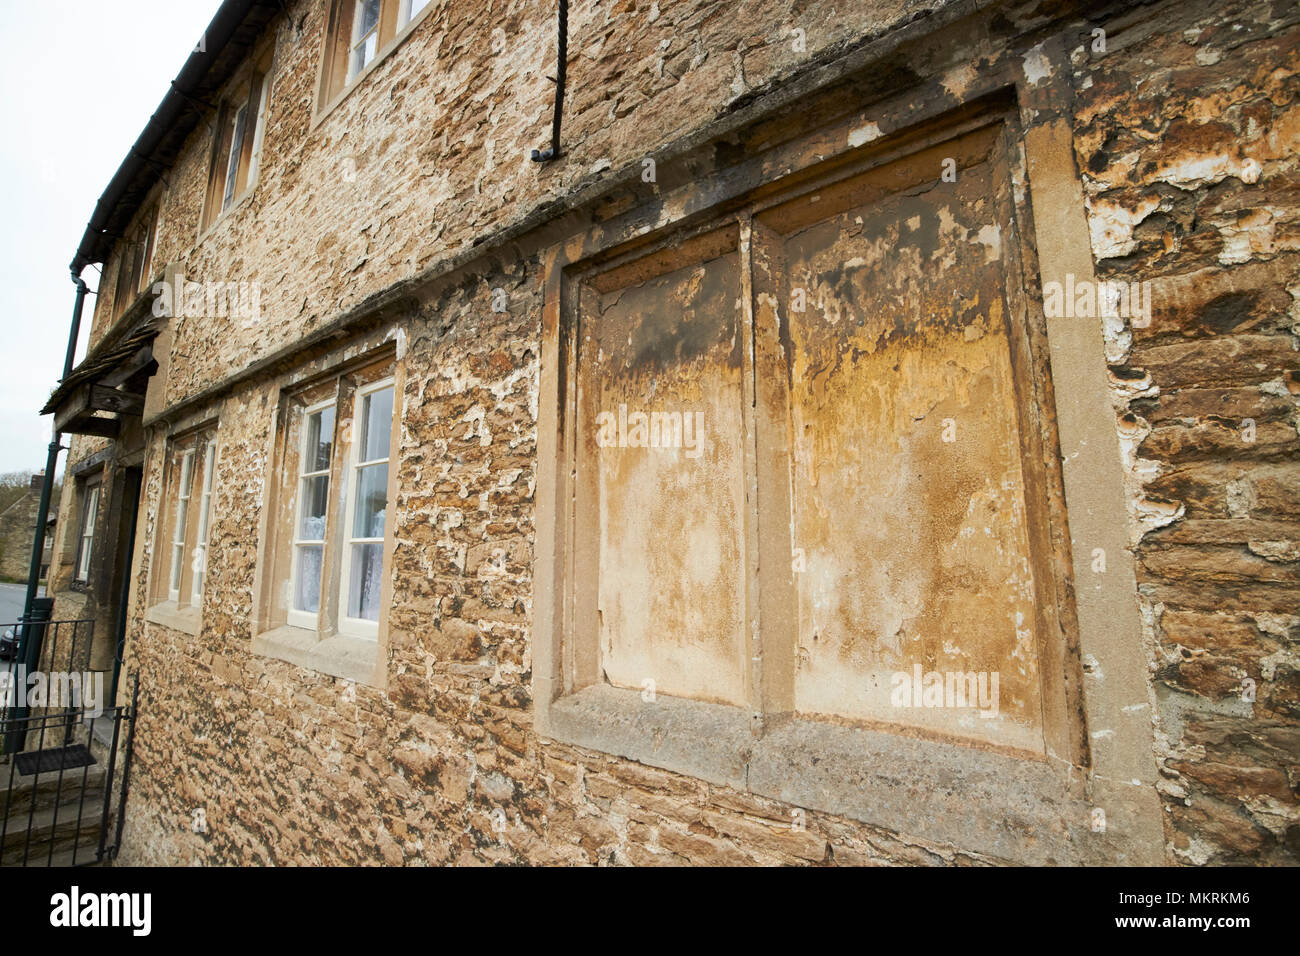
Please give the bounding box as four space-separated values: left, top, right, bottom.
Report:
298 475 329 540
359 386 393 462
222 105 248 210
247 74 270 185
294 544 323 613
169 455 192 595
78 487 99 581
348 542 384 621
193 443 217 600
113 241 137 317
357 0 380 35
305 407 334 472
351 32 378 76
352 463 388 538
129 230 147 291
78 487 100 581
139 210 158 291
349 0 381 79
402 0 431 26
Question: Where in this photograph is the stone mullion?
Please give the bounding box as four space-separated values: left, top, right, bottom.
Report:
745 217 797 725
320 377 354 638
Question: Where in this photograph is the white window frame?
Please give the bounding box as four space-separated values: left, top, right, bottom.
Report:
337 377 393 640
137 206 160 295
288 398 336 631
167 451 195 602
221 104 249 213
190 441 218 605
201 52 273 234
347 0 383 82
75 483 100 584
397 0 430 29
246 74 272 187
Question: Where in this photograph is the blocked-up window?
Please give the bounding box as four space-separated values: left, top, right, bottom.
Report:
577 236 749 706
540 111 1085 839
318 0 433 109
774 130 1055 753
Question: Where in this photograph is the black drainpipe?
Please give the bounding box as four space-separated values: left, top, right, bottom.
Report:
4 274 92 755
530 0 568 163
22 274 88 623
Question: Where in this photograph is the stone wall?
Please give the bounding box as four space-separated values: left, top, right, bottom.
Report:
1072 0 1300 864
57 0 1299 865
0 485 38 583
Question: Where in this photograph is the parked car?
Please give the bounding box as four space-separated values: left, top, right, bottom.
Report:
0 627 19 662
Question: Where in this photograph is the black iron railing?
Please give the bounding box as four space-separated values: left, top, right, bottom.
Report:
0 618 136 867
1 616 97 752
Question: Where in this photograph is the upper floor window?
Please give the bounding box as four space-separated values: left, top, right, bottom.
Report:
201 50 273 232
112 205 159 320
348 0 381 81
318 0 432 110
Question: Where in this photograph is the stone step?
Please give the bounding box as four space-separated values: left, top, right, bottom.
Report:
1 800 108 867
0 765 106 816
36 846 107 868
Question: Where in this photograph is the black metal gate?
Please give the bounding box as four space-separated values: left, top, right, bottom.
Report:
0 617 137 867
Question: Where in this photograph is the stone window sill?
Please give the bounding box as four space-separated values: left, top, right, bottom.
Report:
310 2 437 133
197 184 258 247
144 601 201 636
540 683 1130 866
252 624 380 686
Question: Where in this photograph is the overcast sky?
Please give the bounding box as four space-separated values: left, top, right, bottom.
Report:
0 0 218 478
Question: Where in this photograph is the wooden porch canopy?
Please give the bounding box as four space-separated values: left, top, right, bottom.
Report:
41 318 160 438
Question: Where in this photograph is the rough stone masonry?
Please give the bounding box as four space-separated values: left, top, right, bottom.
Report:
45 0 1299 865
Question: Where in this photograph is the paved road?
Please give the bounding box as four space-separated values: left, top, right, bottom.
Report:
0 585 21 707
0 583 43 628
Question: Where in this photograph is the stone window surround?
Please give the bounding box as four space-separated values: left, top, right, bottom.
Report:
95 182 167 347
533 44 1165 865
198 41 276 241
61 453 111 588
144 422 220 638
249 332 403 688
312 0 437 130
